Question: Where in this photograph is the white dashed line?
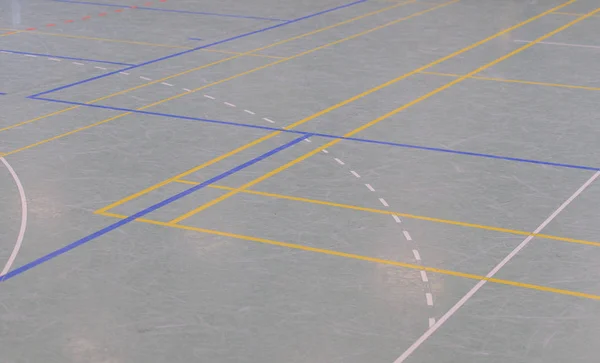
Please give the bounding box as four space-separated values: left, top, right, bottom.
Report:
392 214 401 223
224 102 236 107
244 110 255 115
428 318 436 328
0 51 9 54
304 138 312 143
425 293 433 306
94 66 107 70
350 170 360 178
161 82 173 86
140 76 152 81
24 54 37 57
72 62 84 65
119 72 130 75
183 88 192 92
334 158 345 165
420 270 429 282
412 249 421 261
263 117 275 123
322 149 329 154
48 58 61 62
403 230 412 241
204 95 215 99
365 184 375 191
379 198 389 207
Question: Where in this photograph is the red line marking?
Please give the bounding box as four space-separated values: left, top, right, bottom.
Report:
82 15 91 20
159 0 166 2
130 5 138 8
64 19 74 23
98 12 107 16
144 2 152 5
26 27 37 31
46 24 56 27
114 9 123 12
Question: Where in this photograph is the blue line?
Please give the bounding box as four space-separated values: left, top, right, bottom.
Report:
0 49 135 66
31 96 600 172
0 92 6 95
29 0 367 98
0 134 311 282
51 0 289 21
188 38 203 41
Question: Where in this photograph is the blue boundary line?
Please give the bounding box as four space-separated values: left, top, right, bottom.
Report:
30 0 367 98
188 38 203 41
51 0 289 21
0 49 135 66
31 96 600 172
0 134 311 282
0 92 6 95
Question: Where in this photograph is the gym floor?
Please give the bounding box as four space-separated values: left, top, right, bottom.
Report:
1 0 600 362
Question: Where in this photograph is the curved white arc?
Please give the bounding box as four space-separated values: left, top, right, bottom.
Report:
1 156 27 276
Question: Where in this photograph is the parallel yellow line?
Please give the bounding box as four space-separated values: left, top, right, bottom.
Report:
103 0 572 216
0 29 284 59
169 0 584 224
98 210 600 301
1 0 417 140
420 71 600 91
93 0 456 214
171 181 600 248
0 30 23 37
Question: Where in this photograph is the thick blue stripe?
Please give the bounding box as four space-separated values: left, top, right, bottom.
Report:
0 49 135 66
0 92 6 95
31 96 600 172
51 0 289 21
0 134 311 282
30 0 367 98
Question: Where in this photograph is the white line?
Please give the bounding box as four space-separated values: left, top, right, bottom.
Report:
425 293 433 306
392 214 401 223
140 76 152 81
0 51 10 54
72 62 84 65
514 39 600 50
244 110 255 115
94 66 107 70
304 138 312 143
428 318 436 328
365 184 375 191
48 58 61 61
379 198 389 207
322 149 329 154
24 54 37 57
161 82 173 86
0 157 28 277
263 117 275 123
393 171 600 363
403 230 412 241
204 95 215 99
334 158 345 165
420 270 429 282
224 102 236 107
412 249 421 261
183 88 192 92
119 71 129 75
350 170 361 178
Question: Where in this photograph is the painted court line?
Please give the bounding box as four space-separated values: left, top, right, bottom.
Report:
29 0 367 98
394 170 600 362
514 39 600 50
0 49 134 65
51 0 289 21
0 157 28 276
0 135 311 282
31 97 600 173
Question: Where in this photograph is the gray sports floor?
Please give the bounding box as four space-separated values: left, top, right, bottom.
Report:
1 0 600 361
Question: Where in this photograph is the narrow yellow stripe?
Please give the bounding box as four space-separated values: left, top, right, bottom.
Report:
170 181 600 248
169 0 591 224
421 71 600 91
98 211 600 301
2 0 419 142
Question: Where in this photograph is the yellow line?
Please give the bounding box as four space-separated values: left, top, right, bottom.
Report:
420 71 600 91
98 210 600 301
169 1 586 224
101 0 575 215
171 181 600 248
0 0 418 138
0 30 23 37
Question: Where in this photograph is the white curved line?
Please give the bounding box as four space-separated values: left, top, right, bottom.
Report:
1 156 27 276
